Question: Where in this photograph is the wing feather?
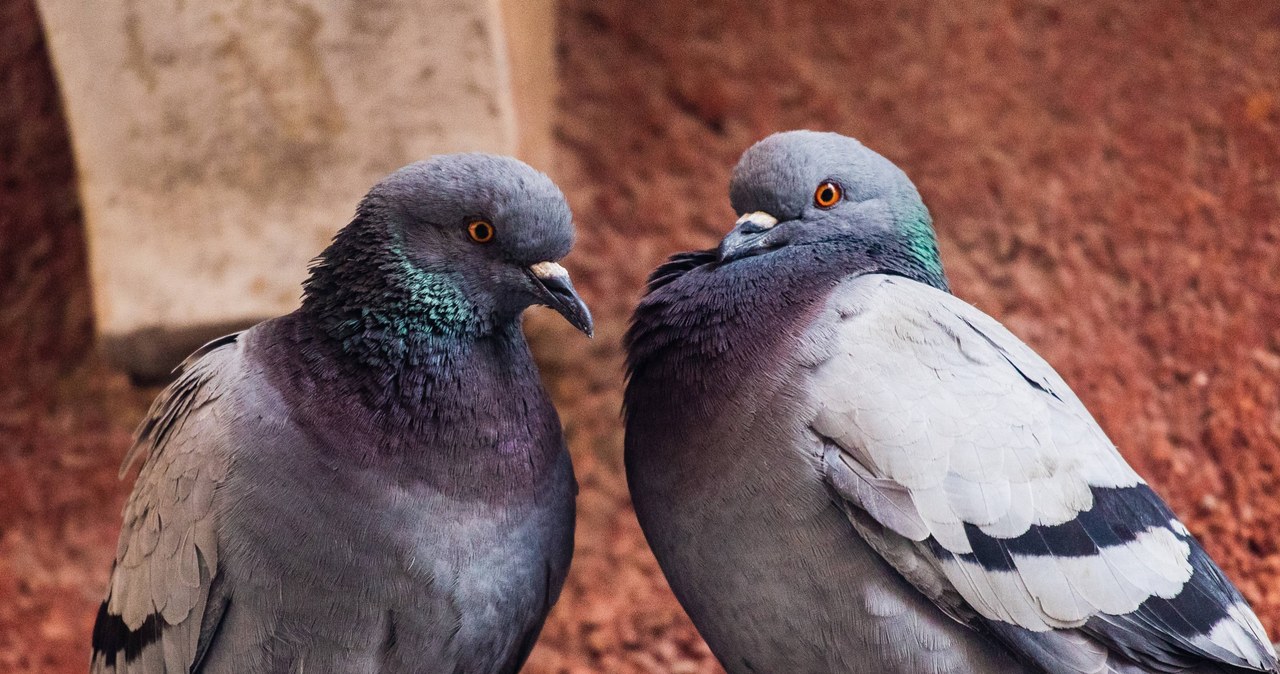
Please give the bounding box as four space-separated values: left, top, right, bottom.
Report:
93 333 241 673
811 274 1276 672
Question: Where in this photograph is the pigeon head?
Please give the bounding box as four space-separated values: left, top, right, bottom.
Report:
303 154 592 346
720 130 947 290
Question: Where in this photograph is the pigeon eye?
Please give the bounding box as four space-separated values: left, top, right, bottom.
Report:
467 220 495 243
814 181 843 208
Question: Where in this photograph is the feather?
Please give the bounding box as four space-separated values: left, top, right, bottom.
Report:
814 274 1277 672
92 333 241 673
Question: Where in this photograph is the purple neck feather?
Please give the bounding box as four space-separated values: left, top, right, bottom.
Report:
252 311 563 498
625 244 852 426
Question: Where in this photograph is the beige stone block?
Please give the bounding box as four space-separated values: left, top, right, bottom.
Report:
35 0 556 378
501 0 557 171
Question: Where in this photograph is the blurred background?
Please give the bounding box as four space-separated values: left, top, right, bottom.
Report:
2 0 1279 672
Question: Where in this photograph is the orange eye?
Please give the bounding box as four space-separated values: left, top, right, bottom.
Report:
468 220 495 243
814 181 843 208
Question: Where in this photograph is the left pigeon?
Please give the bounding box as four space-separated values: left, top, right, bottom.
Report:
91 154 592 673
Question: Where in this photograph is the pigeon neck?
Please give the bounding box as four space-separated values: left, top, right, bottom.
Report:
880 196 948 291
301 219 492 358
258 315 559 492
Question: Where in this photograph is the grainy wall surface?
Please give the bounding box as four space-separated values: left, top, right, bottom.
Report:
37 0 535 376
2 0 1278 672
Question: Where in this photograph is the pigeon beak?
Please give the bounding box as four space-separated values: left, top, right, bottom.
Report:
527 262 594 337
718 211 784 262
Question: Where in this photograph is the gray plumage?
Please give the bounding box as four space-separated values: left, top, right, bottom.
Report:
93 154 592 673
624 131 1276 674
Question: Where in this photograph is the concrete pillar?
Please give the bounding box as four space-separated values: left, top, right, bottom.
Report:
34 0 557 378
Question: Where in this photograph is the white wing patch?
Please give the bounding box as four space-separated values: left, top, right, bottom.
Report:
807 274 1275 670
1194 604 1276 670
810 276 1140 555
940 526 1192 630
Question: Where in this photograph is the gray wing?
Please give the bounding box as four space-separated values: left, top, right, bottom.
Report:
92 334 241 673
809 274 1276 673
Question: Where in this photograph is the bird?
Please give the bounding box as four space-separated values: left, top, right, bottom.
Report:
91 153 593 673
623 130 1277 674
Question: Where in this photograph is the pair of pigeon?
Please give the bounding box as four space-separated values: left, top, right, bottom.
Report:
92 132 1276 673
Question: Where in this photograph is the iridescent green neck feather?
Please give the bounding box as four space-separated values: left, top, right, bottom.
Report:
301 218 484 362
892 197 948 291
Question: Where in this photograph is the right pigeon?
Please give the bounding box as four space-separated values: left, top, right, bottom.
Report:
623 130 1278 674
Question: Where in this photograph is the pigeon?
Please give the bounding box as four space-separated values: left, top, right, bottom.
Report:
92 153 592 673
623 130 1277 674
